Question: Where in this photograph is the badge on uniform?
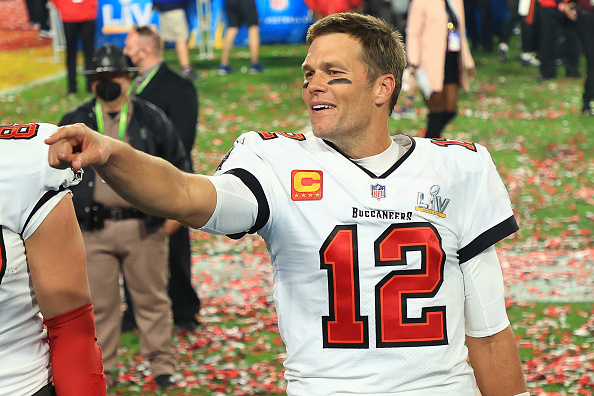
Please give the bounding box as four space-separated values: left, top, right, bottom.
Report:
415 184 450 218
291 170 323 201
371 183 386 200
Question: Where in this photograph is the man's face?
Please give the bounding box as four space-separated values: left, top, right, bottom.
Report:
91 72 131 103
301 33 376 145
123 32 143 67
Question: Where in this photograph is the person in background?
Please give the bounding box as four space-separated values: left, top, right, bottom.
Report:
48 12 528 396
59 44 191 390
536 0 581 80
559 0 593 114
26 0 51 37
123 25 201 331
406 0 475 138
364 0 397 26
304 0 363 20
51 0 97 94
390 0 410 36
152 0 198 80
497 0 541 66
388 0 417 119
464 0 495 52
0 122 105 396
218 0 263 75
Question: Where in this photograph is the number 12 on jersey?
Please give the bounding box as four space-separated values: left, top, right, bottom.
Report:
320 223 448 349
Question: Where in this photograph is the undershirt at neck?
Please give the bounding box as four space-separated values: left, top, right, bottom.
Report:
350 140 406 176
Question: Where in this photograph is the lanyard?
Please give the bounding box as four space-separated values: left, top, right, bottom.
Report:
95 100 129 141
445 0 459 31
134 65 160 94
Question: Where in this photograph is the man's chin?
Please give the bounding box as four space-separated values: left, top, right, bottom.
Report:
311 125 330 139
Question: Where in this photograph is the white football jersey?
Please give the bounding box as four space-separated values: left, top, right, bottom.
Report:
214 131 518 395
0 123 82 396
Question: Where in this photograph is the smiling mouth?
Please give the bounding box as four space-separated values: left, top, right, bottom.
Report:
312 104 336 111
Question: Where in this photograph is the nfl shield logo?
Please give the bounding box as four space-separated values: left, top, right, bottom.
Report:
371 184 386 200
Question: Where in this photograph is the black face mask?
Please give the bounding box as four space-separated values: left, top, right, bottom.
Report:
95 80 122 102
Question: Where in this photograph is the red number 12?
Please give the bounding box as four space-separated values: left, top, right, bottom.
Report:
320 222 447 348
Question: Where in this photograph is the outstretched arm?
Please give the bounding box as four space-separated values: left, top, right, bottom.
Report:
466 325 528 396
46 123 217 228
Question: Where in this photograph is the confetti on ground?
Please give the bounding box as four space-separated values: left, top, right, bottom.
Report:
500 247 594 302
512 302 594 395
110 234 287 395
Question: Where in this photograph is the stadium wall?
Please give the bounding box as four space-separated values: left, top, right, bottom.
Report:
95 0 313 48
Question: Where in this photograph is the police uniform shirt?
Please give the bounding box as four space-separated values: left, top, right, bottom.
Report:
92 100 134 208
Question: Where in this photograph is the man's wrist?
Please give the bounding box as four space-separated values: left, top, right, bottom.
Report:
95 135 122 170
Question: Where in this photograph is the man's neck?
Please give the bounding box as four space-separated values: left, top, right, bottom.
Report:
98 95 128 113
140 57 163 75
330 123 393 159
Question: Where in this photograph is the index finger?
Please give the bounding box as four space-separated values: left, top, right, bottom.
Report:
44 123 87 145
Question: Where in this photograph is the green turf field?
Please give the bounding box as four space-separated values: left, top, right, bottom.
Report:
1 38 592 395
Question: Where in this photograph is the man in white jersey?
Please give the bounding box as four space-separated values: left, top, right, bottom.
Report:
0 122 106 396
47 13 528 395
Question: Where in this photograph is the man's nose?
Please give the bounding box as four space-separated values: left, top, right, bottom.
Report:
306 73 327 93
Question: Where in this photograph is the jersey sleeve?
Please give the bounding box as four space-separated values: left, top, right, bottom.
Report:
461 246 510 337
457 145 518 263
200 174 259 236
0 123 83 239
210 132 278 237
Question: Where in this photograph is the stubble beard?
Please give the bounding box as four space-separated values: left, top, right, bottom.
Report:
311 118 363 154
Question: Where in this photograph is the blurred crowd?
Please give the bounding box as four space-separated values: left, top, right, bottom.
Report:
303 0 593 126
25 0 592 122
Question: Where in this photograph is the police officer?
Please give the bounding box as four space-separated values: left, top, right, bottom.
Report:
59 44 191 390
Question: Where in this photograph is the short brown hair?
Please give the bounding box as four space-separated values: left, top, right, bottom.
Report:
306 13 406 113
133 25 162 56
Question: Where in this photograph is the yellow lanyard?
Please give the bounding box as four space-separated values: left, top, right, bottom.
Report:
95 100 129 141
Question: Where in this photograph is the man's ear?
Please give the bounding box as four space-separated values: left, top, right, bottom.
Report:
375 74 396 107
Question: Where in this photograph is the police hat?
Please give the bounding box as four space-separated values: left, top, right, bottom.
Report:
83 44 139 75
